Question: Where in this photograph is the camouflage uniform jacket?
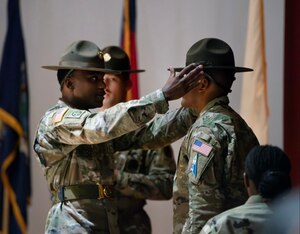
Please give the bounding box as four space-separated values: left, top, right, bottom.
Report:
114 145 176 233
200 195 273 234
34 90 197 233
173 96 259 234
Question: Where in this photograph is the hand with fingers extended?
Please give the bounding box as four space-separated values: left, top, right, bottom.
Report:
162 63 204 101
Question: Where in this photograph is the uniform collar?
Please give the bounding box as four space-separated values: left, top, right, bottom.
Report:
246 194 268 204
200 96 229 116
57 99 68 107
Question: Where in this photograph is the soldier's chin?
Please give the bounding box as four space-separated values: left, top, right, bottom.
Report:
181 99 189 108
101 99 111 109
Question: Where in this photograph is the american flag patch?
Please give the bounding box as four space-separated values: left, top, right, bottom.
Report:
192 139 212 157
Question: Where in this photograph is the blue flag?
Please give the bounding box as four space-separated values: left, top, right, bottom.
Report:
0 0 31 233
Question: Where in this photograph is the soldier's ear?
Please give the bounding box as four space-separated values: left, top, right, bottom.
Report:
243 172 250 188
198 77 209 92
65 77 74 89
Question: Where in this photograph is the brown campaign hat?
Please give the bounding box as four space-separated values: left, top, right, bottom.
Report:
42 40 110 72
102 46 145 74
174 38 253 73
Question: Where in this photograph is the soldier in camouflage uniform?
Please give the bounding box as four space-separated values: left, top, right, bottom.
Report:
200 145 292 234
100 46 176 234
33 40 203 233
172 38 260 233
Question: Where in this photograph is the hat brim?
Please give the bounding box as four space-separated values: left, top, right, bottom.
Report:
173 66 253 73
103 69 145 74
42 65 115 73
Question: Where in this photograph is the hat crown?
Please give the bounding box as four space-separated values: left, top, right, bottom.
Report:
59 40 104 68
186 38 235 68
42 40 109 72
101 46 145 74
173 38 252 73
102 46 131 71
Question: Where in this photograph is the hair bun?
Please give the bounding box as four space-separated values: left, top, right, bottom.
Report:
259 170 291 199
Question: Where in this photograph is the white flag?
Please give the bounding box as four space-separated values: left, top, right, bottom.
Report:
240 0 269 144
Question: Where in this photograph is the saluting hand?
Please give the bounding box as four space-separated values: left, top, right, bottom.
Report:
162 64 204 101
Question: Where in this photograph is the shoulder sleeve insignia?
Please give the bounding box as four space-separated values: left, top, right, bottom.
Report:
53 108 68 124
190 153 198 176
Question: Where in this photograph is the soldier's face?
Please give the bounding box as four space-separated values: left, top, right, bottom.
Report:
102 73 131 109
181 85 201 110
69 70 106 109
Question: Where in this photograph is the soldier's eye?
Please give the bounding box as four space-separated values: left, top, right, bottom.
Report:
91 75 98 81
87 75 100 82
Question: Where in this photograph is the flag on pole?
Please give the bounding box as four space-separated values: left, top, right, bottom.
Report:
0 0 31 233
240 0 269 144
121 0 140 100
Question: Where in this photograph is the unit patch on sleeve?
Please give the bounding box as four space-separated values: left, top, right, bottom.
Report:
190 154 198 177
192 139 212 157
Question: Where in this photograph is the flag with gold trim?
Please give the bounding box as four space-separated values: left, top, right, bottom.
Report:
0 0 31 233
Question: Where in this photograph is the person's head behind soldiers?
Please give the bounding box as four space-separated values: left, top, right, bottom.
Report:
42 40 109 110
244 145 292 200
175 38 253 111
101 46 145 108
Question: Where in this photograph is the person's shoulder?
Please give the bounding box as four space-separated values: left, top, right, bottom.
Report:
201 104 233 126
39 102 62 122
201 204 251 234
201 209 233 234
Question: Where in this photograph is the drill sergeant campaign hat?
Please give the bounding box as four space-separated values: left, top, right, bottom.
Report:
42 40 110 72
102 46 145 74
173 38 253 93
174 38 253 73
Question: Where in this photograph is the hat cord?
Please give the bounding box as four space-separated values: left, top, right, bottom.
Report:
60 69 74 88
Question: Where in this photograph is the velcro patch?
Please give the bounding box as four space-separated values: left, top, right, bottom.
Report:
53 108 68 124
192 139 212 157
64 109 85 119
190 154 198 177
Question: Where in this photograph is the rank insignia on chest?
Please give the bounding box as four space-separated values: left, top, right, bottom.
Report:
192 139 212 157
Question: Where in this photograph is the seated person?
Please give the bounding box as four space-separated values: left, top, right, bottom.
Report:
200 145 292 234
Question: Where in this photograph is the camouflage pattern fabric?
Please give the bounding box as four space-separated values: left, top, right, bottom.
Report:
200 195 273 234
117 208 151 234
45 200 114 234
114 146 176 233
34 90 197 233
173 96 259 233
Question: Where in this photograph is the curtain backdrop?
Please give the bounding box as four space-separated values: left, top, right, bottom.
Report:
284 0 300 187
